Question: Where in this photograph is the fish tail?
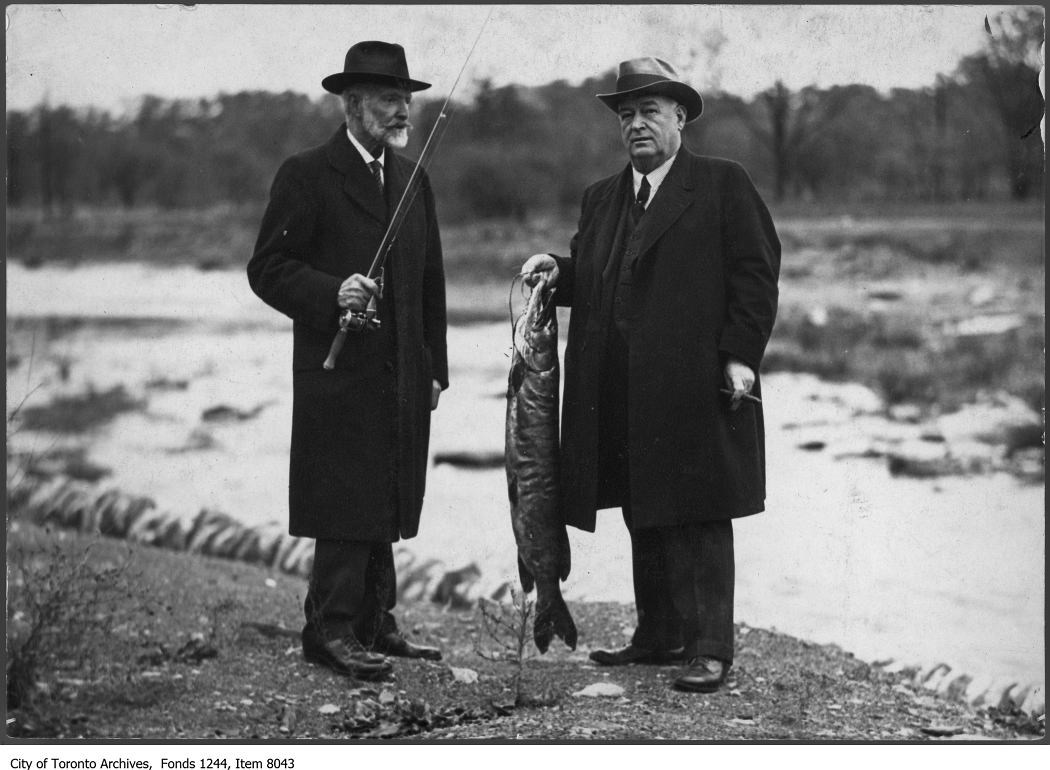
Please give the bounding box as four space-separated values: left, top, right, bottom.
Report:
534 593 578 653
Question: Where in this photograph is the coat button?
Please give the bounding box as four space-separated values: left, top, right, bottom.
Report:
385 361 395 372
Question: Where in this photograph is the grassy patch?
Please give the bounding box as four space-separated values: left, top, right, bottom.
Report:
17 385 146 434
7 205 265 270
766 307 1044 410
6 525 147 731
815 228 1043 273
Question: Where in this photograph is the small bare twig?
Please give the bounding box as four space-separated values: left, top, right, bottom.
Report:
474 587 536 706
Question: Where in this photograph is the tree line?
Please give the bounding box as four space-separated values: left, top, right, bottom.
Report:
6 8 1043 221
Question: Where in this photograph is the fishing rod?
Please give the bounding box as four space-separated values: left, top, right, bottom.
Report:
323 8 494 370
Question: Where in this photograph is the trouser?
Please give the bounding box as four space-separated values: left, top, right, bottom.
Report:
303 538 398 646
599 325 736 663
624 508 735 663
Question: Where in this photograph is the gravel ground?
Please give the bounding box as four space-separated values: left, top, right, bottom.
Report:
5 523 1043 743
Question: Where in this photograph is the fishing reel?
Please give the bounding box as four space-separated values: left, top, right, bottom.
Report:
340 306 381 332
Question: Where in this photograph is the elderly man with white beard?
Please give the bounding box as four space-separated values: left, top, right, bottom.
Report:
248 41 449 681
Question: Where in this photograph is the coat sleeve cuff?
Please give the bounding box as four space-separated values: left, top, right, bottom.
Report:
718 326 767 372
550 253 574 306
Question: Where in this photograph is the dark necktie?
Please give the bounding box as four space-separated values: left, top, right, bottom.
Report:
631 175 651 226
369 159 384 195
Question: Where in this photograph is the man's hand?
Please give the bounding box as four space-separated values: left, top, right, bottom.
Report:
431 380 441 410
338 273 380 312
521 253 559 287
723 357 755 411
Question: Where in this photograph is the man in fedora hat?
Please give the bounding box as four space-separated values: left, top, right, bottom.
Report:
522 57 780 693
248 41 448 680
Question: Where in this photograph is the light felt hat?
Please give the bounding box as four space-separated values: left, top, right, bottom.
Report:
596 57 703 122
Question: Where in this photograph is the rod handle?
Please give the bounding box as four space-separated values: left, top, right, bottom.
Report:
323 327 348 370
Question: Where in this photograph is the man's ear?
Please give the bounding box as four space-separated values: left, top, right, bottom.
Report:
342 90 362 119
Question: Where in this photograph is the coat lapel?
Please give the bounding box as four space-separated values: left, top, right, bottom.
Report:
589 167 633 298
383 152 411 302
383 148 410 225
325 126 388 226
629 151 697 269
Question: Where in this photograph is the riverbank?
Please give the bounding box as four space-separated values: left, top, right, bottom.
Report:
5 520 1043 741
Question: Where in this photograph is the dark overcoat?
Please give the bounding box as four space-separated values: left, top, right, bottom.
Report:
552 150 780 532
248 126 448 542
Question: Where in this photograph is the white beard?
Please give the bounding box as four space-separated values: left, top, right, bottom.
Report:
384 128 409 149
362 109 410 150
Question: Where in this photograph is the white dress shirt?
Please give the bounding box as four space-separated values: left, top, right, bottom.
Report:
346 128 384 187
632 151 677 209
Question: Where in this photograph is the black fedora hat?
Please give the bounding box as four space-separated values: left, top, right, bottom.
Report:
322 40 431 94
597 57 703 122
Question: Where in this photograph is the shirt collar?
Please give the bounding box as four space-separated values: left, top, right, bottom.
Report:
346 126 384 168
632 151 677 203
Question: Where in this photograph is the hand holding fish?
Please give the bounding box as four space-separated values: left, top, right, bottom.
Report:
521 253 559 287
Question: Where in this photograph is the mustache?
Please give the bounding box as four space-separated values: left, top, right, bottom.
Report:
384 122 412 131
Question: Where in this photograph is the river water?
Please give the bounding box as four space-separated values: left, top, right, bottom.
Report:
6 263 1045 690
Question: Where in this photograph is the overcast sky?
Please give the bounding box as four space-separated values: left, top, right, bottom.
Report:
4 4 1024 112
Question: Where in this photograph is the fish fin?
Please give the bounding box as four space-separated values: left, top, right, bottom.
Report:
534 593 577 653
517 555 535 594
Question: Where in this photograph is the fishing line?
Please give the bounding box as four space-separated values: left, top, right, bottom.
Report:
364 6 494 278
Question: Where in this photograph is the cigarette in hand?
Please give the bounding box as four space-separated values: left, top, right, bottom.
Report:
719 388 762 405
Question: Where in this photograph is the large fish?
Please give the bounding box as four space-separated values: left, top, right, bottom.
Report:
505 275 578 653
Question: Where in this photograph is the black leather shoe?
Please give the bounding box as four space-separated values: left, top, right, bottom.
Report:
371 632 443 661
589 643 687 666
673 657 730 693
302 631 393 680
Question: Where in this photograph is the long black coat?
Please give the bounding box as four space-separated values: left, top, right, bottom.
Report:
248 127 448 542
553 150 780 532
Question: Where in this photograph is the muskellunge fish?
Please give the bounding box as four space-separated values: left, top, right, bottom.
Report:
505 275 578 653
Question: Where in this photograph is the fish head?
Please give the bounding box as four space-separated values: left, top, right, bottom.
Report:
514 277 558 371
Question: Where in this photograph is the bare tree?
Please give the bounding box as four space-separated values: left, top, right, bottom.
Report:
955 7 1045 199
730 81 854 201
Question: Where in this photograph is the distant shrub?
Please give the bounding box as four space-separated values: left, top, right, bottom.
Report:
766 306 1043 410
